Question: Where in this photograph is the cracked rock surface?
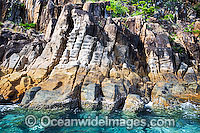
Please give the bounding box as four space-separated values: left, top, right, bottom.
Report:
0 1 199 112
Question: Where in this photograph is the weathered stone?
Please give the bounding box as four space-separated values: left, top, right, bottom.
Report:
123 94 144 113
101 78 127 111
0 1 200 112
44 18 57 42
0 71 27 103
110 68 120 78
151 81 200 108
183 67 197 82
27 4 74 81
8 71 26 82
73 0 85 4
0 80 13 100
20 76 32 88
83 1 109 18
8 53 20 71
0 45 5 61
0 0 24 23
177 62 188 78
20 87 41 105
193 21 200 38
81 83 102 110
151 82 172 107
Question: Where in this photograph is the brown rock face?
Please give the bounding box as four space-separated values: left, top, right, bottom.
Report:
17 3 149 111
27 4 74 83
194 21 200 38
0 72 27 102
151 81 200 108
123 94 144 113
0 1 199 113
0 0 25 23
0 0 74 33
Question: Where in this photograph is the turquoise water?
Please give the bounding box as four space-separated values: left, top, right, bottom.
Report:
0 103 200 132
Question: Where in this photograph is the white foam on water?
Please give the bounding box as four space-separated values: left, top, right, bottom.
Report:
0 104 19 112
29 124 44 131
180 102 197 109
145 101 153 108
180 102 200 119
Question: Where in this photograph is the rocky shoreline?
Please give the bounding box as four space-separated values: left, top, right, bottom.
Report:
0 0 200 113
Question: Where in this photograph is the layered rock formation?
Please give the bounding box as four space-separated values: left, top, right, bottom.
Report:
20 3 148 111
0 21 46 103
0 1 200 113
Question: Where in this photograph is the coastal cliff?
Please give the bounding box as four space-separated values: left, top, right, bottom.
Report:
0 0 200 112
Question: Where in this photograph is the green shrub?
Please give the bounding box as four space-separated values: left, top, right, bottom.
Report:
106 0 129 17
106 0 157 18
170 33 184 54
164 14 174 21
0 22 3 26
184 22 200 38
172 45 184 53
168 33 177 43
131 10 143 16
19 23 36 30
131 0 155 18
184 22 197 33
20 3 25 7
192 30 200 34
123 0 138 5
86 0 97 2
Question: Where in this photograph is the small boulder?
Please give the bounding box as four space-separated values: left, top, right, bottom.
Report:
20 87 41 105
123 94 144 113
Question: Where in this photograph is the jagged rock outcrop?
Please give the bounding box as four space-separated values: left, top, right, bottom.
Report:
0 26 45 74
123 94 144 113
122 16 200 107
0 1 200 112
0 0 25 23
27 4 74 83
0 21 46 103
19 3 148 111
0 0 71 32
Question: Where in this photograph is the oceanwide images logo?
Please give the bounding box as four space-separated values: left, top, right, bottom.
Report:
25 115 175 129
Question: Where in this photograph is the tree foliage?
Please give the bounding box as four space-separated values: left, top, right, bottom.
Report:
106 0 129 17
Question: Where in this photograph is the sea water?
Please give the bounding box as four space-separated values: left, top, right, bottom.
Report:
0 103 199 133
